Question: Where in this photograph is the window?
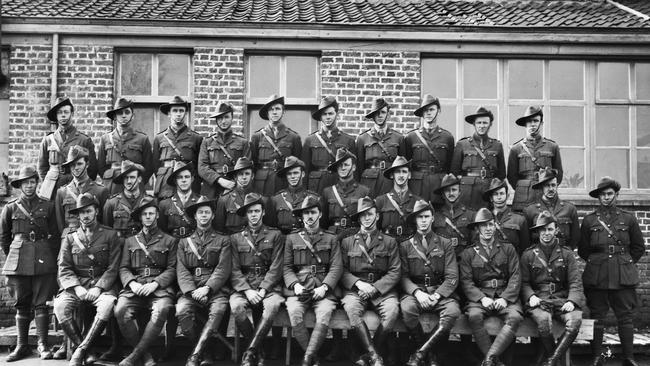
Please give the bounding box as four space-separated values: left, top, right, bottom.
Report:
245 55 320 137
0 48 9 174
116 52 192 140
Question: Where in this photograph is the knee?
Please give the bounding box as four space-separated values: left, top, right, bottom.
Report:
53 297 72 322
262 300 282 318
95 297 116 321
381 307 400 328
151 302 171 323
505 313 523 328
467 310 484 327
229 298 248 318
566 317 582 334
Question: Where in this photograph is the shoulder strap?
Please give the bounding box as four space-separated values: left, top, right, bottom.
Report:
519 140 545 170
14 202 35 222
444 217 465 239
242 232 262 257
72 231 96 262
280 192 294 211
332 186 349 215
172 200 192 224
414 130 441 166
409 237 432 267
185 237 205 262
134 235 157 266
386 193 405 216
261 129 285 158
298 232 323 264
473 246 503 275
163 133 183 156
314 133 336 158
596 216 624 246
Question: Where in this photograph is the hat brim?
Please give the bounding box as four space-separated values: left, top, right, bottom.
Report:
106 103 134 120
350 204 376 220
406 205 433 223
312 102 339 121
531 175 557 190
277 162 305 177
414 101 438 118
185 201 217 219
482 184 508 202
236 198 265 217
61 154 88 168
10 173 39 188
327 155 356 172
47 99 74 122
131 201 159 221
209 108 234 119
530 220 557 231
365 103 389 120
434 179 461 194
382 160 411 179
259 97 285 120
464 112 494 124
68 201 100 215
160 102 189 115
515 110 543 126
292 202 321 216
114 166 144 185
166 163 195 186
588 184 621 198
225 164 254 179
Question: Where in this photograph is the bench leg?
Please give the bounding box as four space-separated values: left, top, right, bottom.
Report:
285 327 292 366
565 348 570 366
233 320 239 363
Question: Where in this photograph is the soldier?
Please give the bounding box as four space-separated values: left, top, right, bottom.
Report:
340 197 401 366
250 94 302 196
523 167 580 249
303 96 356 194
460 208 523 366
507 106 563 212
55 146 109 236
520 211 585 366
152 95 203 199
175 196 232 366
0 166 59 361
103 160 152 238
399 200 461 366
198 102 251 199
375 156 422 243
159 161 201 238
284 196 343 366
450 106 506 210
231 193 285 366
356 98 405 198
483 178 530 255
405 94 454 206
37 97 98 200
432 174 476 258
579 177 645 366
115 196 178 366
215 157 256 234
98 97 154 195
54 192 123 366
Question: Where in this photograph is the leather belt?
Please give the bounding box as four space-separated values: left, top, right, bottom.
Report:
241 265 269 276
76 267 107 279
465 168 493 179
13 232 48 242
518 172 538 180
294 264 329 274
136 267 163 276
537 282 564 294
259 160 280 170
411 275 443 287
368 160 389 170
163 160 176 168
593 245 628 254
192 267 214 277
333 218 352 228
313 167 330 172
480 279 506 288
415 164 444 173
353 272 385 283
384 226 406 237
172 227 193 237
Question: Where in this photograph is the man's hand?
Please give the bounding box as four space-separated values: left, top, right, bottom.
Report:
415 290 434 309
218 178 236 190
245 289 263 305
129 281 143 295
139 282 160 297
529 295 542 308
356 281 375 297
74 286 88 300
312 285 328 301
480 297 494 309
561 301 575 313
85 287 101 302
493 298 508 311
258 288 267 299
192 286 210 304
293 283 305 296
429 293 441 308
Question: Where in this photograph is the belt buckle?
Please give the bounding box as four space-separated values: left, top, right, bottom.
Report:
608 245 616 254
88 267 94 278
340 218 347 227
549 283 556 293
222 165 229 174
367 273 375 283
480 167 487 179
310 265 317 274
144 267 151 277
179 227 186 236
379 161 386 169
29 231 36 242
254 265 261 276
195 267 202 276
272 160 278 171
490 279 498 288
396 226 403 236
430 166 437 172
424 275 431 287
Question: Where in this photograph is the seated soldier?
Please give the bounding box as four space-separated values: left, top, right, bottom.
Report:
158 161 200 238
432 173 476 258
215 157 256 234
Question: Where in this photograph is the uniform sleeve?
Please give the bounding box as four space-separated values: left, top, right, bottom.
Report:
355 136 366 174
157 201 169 235
97 136 107 179
37 137 50 180
95 231 123 291
198 139 219 186
398 134 406 157
283 236 300 289
436 239 459 298
47 202 61 252
214 196 227 233
230 235 251 292
55 188 66 233
445 134 455 172
460 249 485 302
85 137 99 181
193 135 203 167
206 237 232 292
58 235 81 290
399 242 419 295
0 205 12 255
568 206 580 250
292 134 302 160
323 238 343 290
260 232 285 291
250 133 260 166
141 137 154 184
565 250 585 308
628 214 645 263
176 242 196 294
319 193 330 230
339 238 360 290
153 237 178 289
302 138 313 175
119 239 136 287
500 244 521 304
507 147 519 189
103 199 115 228
518 218 530 254
553 143 563 184
449 141 463 176
577 216 592 261
519 252 535 302
95 187 110 225
495 143 506 180
404 135 414 161
372 239 401 295
152 135 161 173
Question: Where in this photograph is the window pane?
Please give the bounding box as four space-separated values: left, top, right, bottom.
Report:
121 54 152 95
0 100 8 143
549 106 584 146
550 61 584 100
637 63 650 100
132 106 156 140
598 62 629 100
638 106 650 147
462 104 499 138
248 56 281 99
158 54 189 96
463 59 497 99
595 149 629 188
638 149 650 188
438 103 457 137
0 50 8 99
248 108 316 138
286 57 317 99
422 59 457 98
508 60 543 100
558 148 585 189
0 143 7 173
595 106 629 146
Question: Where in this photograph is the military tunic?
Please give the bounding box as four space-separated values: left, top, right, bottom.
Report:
214 185 256 235
97 127 154 195
158 192 200 238
102 192 151 238
268 187 319 234
152 125 203 199
250 124 302 196
198 130 251 199
321 180 370 239
493 208 530 255
302 128 356 195
450 134 506 210
355 127 406 198
433 202 476 258
375 189 421 243
523 198 580 249
55 179 109 236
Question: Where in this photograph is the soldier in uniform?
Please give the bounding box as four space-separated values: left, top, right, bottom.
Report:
198 102 251 199
579 177 645 366
405 94 454 206
152 95 203 199
450 106 506 210
98 97 154 195
303 96 356 194
55 146 109 236
340 197 401 366
483 178 530 255
103 160 151 238
460 208 523 366
523 167 580 249
507 106 563 212
0 166 59 361
250 94 302 196
175 197 232 366
375 156 422 243
432 174 476 258
230 193 285 366
215 157 256 234
520 211 585 366
284 196 343 366
399 200 461 366
115 196 178 366
356 98 405 198
54 192 123 366
37 97 98 200
159 161 201 238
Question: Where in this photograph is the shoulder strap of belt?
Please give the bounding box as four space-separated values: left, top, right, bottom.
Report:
357 235 374 265
185 236 204 262
66 186 79 201
444 217 465 239
314 133 336 158
532 248 561 281
473 246 502 275
261 129 285 158
72 231 96 262
493 219 508 240
15 202 35 222
372 136 392 158
281 192 294 211
298 232 322 264
596 216 624 246
216 144 235 164
134 235 157 266
409 237 432 267
386 193 405 216
242 232 262 257
172 200 192 224
469 140 493 171
414 130 441 166
520 140 545 170
163 133 183 157
51 131 63 151
332 186 349 215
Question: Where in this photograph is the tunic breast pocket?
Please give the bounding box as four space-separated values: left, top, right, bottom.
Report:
315 243 331 264
177 141 195 160
310 144 330 163
32 210 49 227
412 144 430 161
551 261 567 279
347 250 364 271
557 218 572 238
113 210 131 229
461 151 480 170
432 144 449 162
89 246 111 267
536 151 554 167
277 140 293 156
292 244 309 265
182 246 199 268
125 144 143 161
72 247 92 267
614 224 631 246
150 248 169 267
206 246 222 266
48 146 60 164
258 240 275 258
589 226 606 244
129 248 144 268
207 145 222 163
372 250 389 272
407 252 425 276
517 152 535 172
428 250 445 273
236 245 253 266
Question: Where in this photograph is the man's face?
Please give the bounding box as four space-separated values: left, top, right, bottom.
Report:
422 105 439 124
216 112 233 131
20 178 38 197
115 108 134 126
359 207 378 230
285 167 304 187
246 204 264 226
195 206 214 227
140 206 159 227
391 167 410 186
302 207 321 228
478 220 496 240
336 158 355 179
268 103 284 124
57 105 73 126
490 187 508 209
236 169 253 188
320 106 337 128
525 115 543 136
71 158 88 179
373 107 389 127
473 117 492 136
542 178 558 200
443 184 461 203
175 170 193 192
78 205 98 227
538 222 558 245
123 170 142 192
598 188 618 207
169 106 187 127
415 210 434 232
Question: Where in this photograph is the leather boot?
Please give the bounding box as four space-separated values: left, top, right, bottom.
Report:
119 318 167 366
420 323 452 366
619 323 637 365
59 319 84 348
301 322 328 366
482 324 515 366
590 324 605 366
292 322 311 351
6 313 32 362
70 318 108 366
536 336 555 366
622 359 640 366
353 323 384 366
186 313 224 366
238 317 257 365
35 308 53 359
142 352 158 366
543 328 579 366
268 326 283 360
242 316 275 366
99 318 122 361
473 327 492 356
52 341 68 360
324 329 345 362
406 324 426 366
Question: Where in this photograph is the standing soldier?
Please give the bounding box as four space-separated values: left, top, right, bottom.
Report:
340 197 401 366
523 167 580 249
159 161 201 238
198 102 251 199
520 211 585 366
483 178 530 255
103 160 151 238
250 94 302 196
0 166 59 361
54 192 123 366
356 98 405 198
230 193 285 366
459 208 523 366
450 106 506 210
405 94 454 206
175 197 232 366
579 177 645 366
303 96 356 194
508 106 563 212
37 97 98 200
400 200 461 366
152 95 203 199
432 174 476 257
375 156 422 243
284 196 343 366
115 196 178 366
98 97 154 195
215 157 256 234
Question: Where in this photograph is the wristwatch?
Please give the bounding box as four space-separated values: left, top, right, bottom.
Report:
432 292 442 301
